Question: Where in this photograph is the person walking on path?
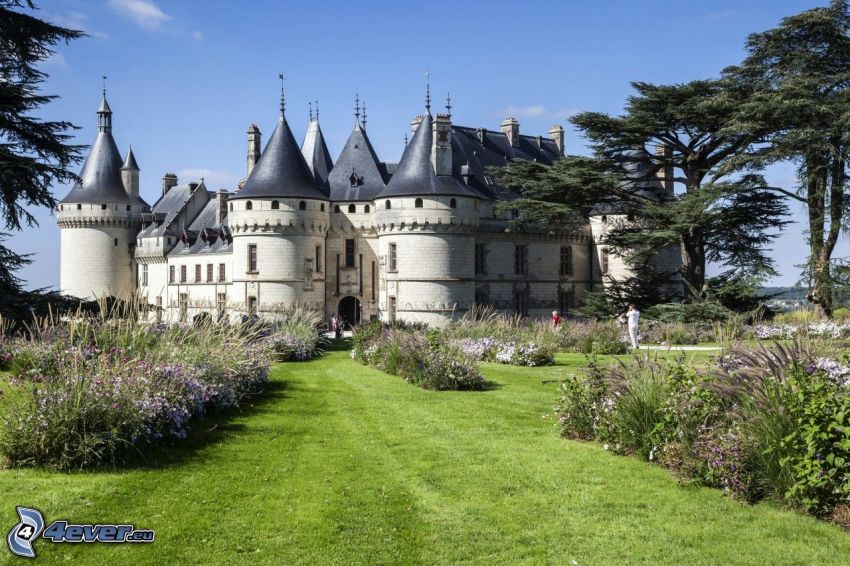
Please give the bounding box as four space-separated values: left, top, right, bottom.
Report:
624 304 640 349
551 310 562 327
331 315 340 339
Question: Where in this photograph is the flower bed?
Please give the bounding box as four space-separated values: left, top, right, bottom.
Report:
0 318 271 470
456 337 554 367
555 341 850 523
351 323 484 390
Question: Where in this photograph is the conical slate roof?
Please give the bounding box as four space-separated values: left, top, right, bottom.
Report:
122 146 139 170
328 122 387 202
60 124 134 205
232 115 327 201
301 120 333 194
378 113 479 199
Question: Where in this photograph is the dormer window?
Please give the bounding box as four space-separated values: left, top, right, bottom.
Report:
484 176 494 185
246 201 253 211
299 201 306 210
349 173 363 187
271 200 280 210
415 198 423 208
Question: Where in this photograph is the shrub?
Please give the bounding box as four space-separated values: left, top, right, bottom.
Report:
494 342 554 366
264 305 325 361
556 321 630 355
0 316 271 470
351 325 484 390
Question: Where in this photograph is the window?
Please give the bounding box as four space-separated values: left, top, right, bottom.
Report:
206 263 213 282
601 248 609 275
388 296 397 322
450 198 457 209
385 200 391 210
195 264 201 283
388 242 397 272
248 244 258 272
414 198 423 208
515 290 529 316
304 258 314 291
271 200 280 210
77 203 82 210
474 243 487 275
229 203 233 212
101 204 107 210
169 266 175 283
299 201 306 210
142 264 149 286
365 204 370 213
126 205 131 211
348 204 356 213
155 296 162 323
334 205 340 213
315 245 322 272
321 203 325 212
560 246 573 277
217 293 227 321
514 245 528 275
179 293 188 323
246 201 253 210
247 296 257 316
601 215 607 224
180 265 187 283
219 263 226 282
345 239 355 268
114 238 118 246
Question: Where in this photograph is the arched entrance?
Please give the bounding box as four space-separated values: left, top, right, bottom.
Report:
338 296 361 328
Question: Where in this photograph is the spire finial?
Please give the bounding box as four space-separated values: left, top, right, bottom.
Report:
309 101 313 122
425 70 431 113
361 101 367 128
102 75 107 97
278 73 285 117
354 93 360 122
446 92 452 118
404 133 408 148
315 100 319 121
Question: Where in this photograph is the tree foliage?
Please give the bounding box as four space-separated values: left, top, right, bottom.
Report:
723 0 850 317
0 0 84 319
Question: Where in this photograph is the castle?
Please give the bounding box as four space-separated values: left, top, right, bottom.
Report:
56 86 681 326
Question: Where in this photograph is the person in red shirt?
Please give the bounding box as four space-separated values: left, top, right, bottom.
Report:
551 310 562 327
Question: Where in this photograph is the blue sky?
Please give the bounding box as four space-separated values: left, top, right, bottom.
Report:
7 0 835 289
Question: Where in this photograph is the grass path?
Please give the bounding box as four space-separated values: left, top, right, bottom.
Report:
1 348 849 564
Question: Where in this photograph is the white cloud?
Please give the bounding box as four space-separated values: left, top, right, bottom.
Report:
49 11 109 39
40 52 67 68
107 0 170 29
176 168 240 188
503 104 546 118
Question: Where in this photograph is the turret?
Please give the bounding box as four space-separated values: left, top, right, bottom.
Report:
300 102 333 192
121 146 139 196
56 89 149 300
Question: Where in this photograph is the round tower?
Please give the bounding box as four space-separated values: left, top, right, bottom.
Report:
56 91 149 300
375 111 481 326
228 86 329 317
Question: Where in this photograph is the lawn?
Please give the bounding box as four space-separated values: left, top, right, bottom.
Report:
1 346 849 564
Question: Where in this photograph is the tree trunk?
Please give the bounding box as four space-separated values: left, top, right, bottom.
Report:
805 157 834 318
680 228 706 300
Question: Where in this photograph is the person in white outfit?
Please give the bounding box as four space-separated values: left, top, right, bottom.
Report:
625 304 640 349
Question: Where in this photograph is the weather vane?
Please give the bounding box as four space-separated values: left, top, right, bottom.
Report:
278 73 285 115
425 70 431 113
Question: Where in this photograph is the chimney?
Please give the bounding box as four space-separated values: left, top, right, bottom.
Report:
500 117 519 147
432 113 452 176
247 124 261 177
162 173 178 195
549 125 565 155
215 188 229 225
410 115 424 136
655 145 674 197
